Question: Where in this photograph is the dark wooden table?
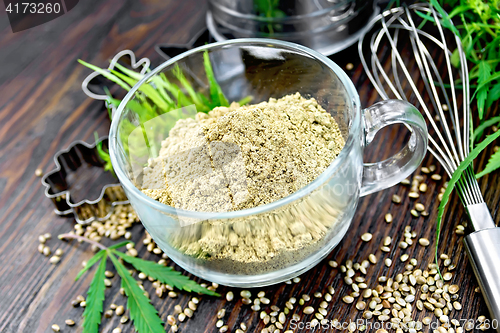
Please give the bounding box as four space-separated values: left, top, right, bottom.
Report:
1 1 499 332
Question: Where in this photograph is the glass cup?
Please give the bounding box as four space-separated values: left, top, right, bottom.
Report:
109 39 427 287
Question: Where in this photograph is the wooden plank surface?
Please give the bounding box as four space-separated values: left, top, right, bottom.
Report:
0 1 499 332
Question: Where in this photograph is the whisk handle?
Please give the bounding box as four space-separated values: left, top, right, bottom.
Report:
465 227 500 332
360 100 428 196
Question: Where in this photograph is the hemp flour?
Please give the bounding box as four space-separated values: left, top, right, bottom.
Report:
140 93 347 274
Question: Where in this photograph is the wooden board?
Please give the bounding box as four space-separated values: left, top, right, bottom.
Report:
0 0 499 332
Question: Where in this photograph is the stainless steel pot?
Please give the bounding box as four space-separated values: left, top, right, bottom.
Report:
207 0 378 55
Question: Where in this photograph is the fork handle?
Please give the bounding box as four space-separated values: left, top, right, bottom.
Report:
464 228 500 332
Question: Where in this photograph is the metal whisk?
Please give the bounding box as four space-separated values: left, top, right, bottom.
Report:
359 3 500 329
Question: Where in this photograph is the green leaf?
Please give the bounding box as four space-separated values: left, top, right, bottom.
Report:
429 0 460 35
82 254 107 333
110 70 169 111
109 254 165 333
486 82 500 110
94 132 115 176
108 241 131 250
435 130 500 274
203 51 229 107
78 59 131 92
473 115 500 143
76 250 106 281
113 250 219 296
475 60 492 119
156 73 189 104
113 62 145 81
447 4 473 19
475 71 500 92
476 146 500 178
173 65 204 108
237 95 254 106
451 49 461 68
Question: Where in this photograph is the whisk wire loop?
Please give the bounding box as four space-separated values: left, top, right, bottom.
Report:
359 3 484 207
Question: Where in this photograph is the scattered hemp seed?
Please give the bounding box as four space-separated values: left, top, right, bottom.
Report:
419 238 430 247
431 174 442 180
49 256 60 264
35 168 43 177
415 203 425 211
343 296 354 304
384 258 392 267
392 195 401 204
385 213 393 223
409 192 420 199
304 306 315 314
443 272 453 281
115 305 125 316
51 324 60 332
346 63 354 70
361 233 373 242
226 291 234 301
65 319 75 326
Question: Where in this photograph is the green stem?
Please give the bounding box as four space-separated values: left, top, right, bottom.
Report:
58 233 108 251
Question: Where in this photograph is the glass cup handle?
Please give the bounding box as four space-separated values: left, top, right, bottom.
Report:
360 100 428 197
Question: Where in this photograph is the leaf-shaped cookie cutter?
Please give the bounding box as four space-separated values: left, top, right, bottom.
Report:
41 137 129 224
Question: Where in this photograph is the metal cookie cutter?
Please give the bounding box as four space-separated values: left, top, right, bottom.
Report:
41 137 129 224
155 28 213 60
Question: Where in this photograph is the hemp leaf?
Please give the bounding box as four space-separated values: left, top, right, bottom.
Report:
64 234 219 333
82 256 107 333
476 147 500 178
109 254 165 333
114 251 219 296
434 130 500 276
476 60 492 119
